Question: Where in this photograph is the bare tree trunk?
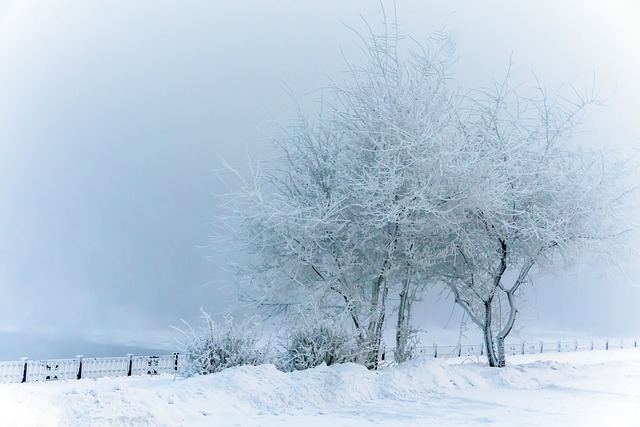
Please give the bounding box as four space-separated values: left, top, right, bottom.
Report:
482 300 499 367
372 281 389 369
495 335 506 368
395 277 409 363
395 271 417 363
366 279 382 369
365 222 400 369
495 262 533 367
449 281 499 366
481 239 508 367
364 277 388 370
495 290 515 367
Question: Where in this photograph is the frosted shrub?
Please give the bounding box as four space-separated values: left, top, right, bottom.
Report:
281 323 366 371
177 309 265 376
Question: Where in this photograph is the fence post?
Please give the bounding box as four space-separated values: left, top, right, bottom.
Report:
480 343 484 356
521 342 525 355
20 357 28 383
173 352 179 372
433 344 438 359
635 339 637 348
127 354 133 376
540 341 544 354
590 339 594 350
76 355 83 380
605 339 609 350
574 340 578 352
557 340 561 352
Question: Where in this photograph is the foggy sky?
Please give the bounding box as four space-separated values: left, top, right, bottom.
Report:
1 0 639 348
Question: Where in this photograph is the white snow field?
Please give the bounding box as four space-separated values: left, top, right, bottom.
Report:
0 349 638 427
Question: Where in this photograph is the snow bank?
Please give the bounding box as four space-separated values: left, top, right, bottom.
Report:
0 349 638 426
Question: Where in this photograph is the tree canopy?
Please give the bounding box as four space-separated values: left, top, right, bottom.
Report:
216 20 633 367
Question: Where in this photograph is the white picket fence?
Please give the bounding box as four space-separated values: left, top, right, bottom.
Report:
382 337 638 362
0 353 181 384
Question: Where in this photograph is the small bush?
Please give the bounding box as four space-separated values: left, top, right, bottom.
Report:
176 309 265 376
280 323 365 371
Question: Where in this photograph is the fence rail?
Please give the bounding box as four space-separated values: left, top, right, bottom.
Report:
0 353 181 384
383 337 638 362
1 337 637 384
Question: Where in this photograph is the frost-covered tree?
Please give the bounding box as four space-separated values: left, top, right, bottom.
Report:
440 76 633 367
216 15 633 369
216 21 464 368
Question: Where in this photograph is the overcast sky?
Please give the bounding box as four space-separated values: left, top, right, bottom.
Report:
1 0 639 348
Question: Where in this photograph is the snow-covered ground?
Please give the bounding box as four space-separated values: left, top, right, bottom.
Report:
1 349 638 426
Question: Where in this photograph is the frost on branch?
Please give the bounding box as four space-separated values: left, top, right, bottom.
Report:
214 21 463 369
279 320 368 372
213 11 635 369
176 309 266 376
439 72 634 367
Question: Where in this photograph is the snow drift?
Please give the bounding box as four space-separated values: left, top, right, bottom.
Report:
0 349 638 426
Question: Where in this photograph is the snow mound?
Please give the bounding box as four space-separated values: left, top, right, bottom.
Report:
0 349 638 426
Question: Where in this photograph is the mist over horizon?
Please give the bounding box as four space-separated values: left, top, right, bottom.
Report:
1 0 639 357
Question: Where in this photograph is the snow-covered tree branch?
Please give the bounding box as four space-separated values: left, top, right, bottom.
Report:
440 76 633 366
215 15 634 368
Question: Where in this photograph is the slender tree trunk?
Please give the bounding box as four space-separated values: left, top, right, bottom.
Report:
449 280 498 366
365 222 399 369
395 273 414 363
483 239 508 367
364 287 386 369
496 286 519 367
366 280 381 368
395 283 408 362
496 299 515 367
495 262 533 367
496 335 506 368
365 272 389 369
371 282 389 369
482 299 499 367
